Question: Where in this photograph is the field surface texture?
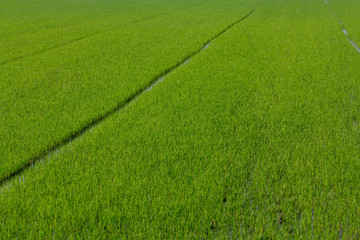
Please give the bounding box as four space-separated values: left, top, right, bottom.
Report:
0 0 253 180
1 0 360 238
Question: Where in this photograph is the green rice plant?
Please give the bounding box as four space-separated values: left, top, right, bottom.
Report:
0 0 198 65
0 0 253 180
326 0 360 49
1 0 360 238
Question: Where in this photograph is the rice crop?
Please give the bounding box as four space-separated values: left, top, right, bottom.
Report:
327 0 360 47
1 0 360 238
0 0 253 181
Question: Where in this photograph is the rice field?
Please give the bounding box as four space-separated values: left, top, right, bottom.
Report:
1 0 360 238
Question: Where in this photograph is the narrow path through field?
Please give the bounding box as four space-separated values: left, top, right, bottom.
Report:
341 27 360 53
0 10 255 188
325 1 360 54
0 3 203 67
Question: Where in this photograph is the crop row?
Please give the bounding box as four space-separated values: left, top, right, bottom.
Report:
0 0 254 181
1 0 360 238
327 0 360 48
0 0 198 64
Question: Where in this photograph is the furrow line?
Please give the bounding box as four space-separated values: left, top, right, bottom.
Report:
0 3 204 67
0 9 255 188
325 1 360 54
342 27 360 53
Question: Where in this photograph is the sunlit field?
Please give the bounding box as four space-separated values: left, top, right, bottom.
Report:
1 0 360 238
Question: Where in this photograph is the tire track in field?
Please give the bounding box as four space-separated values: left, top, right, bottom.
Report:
341 28 360 53
0 9 255 188
325 0 360 54
0 3 204 67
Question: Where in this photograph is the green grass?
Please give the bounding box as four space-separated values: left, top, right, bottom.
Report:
0 0 197 64
327 0 360 47
1 0 360 238
0 0 253 180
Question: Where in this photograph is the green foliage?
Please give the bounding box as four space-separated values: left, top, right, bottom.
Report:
1 0 360 238
327 0 360 46
0 0 253 180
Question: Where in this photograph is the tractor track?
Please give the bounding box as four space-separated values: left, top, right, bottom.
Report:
0 9 255 188
0 2 205 67
325 0 360 54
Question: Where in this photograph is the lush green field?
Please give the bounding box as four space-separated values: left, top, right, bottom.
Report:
0 0 198 64
0 0 253 181
1 0 360 238
328 0 360 47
